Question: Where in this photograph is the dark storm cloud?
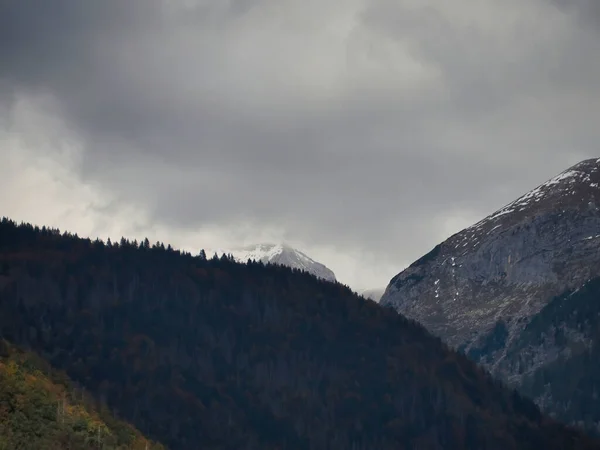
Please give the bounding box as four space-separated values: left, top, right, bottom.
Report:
1 0 599 288
0 1 141 82
551 0 600 29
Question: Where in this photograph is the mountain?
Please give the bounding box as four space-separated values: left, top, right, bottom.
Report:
380 158 600 430
209 243 337 282
360 288 385 302
0 341 164 449
1 218 598 449
500 278 600 431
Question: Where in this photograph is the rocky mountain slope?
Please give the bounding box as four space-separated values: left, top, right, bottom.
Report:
209 243 337 282
380 158 600 429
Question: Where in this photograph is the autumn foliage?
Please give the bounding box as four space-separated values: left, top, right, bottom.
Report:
0 341 164 449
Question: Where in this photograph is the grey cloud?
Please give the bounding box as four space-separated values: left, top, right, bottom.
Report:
0 1 141 82
551 0 600 29
1 0 599 289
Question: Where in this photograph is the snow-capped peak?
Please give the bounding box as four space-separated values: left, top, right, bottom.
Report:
234 243 286 263
436 159 600 258
471 159 600 231
207 243 337 282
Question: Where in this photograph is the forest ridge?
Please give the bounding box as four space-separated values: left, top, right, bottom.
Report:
0 218 598 449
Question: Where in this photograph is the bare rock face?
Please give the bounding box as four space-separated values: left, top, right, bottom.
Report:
380 159 600 428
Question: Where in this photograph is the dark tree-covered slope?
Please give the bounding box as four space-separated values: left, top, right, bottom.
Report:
0 218 597 450
0 340 165 450
496 277 600 433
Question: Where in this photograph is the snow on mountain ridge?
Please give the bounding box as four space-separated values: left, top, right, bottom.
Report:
232 243 285 263
471 162 596 229
428 159 600 261
208 243 337 282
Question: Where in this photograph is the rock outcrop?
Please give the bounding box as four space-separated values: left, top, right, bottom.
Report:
380 158 600 430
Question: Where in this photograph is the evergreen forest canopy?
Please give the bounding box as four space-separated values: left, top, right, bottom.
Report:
501 277 600 432
0 217 598 449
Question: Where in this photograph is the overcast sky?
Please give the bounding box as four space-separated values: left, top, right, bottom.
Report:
1 0 599 290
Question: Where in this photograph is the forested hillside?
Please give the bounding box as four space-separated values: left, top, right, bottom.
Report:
0 340 164 449
495 277 600 432
0 218 597 450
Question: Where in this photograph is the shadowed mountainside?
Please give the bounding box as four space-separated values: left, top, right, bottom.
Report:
0 218 598 449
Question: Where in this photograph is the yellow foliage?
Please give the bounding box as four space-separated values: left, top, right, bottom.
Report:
0 344 166 449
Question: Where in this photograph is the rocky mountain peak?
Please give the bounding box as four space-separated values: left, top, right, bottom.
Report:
381 158 600 351
379 158 600 430
467 158 600 231
427 159 600 263
209 243 337 282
